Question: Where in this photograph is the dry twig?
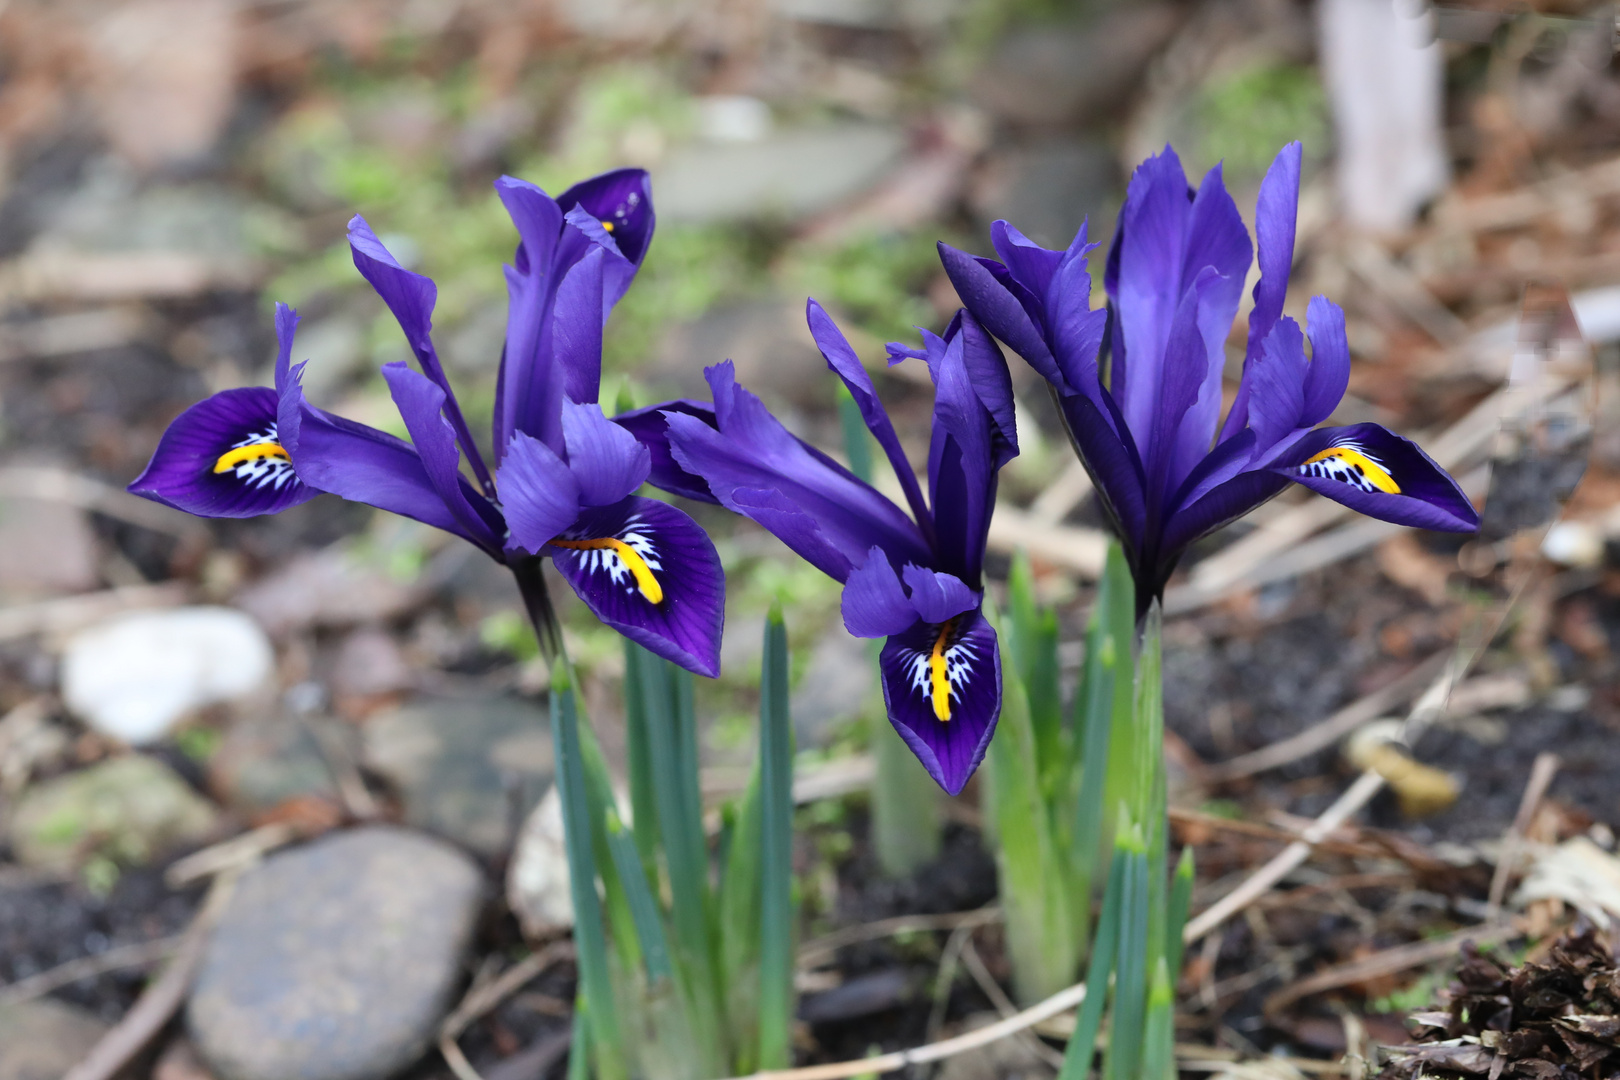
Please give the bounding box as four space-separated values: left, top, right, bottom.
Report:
62 872 237 1080
438 941 576 1080
0 935 181 1008
1487 752 1562 914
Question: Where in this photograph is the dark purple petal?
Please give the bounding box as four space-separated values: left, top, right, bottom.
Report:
612 399 720 503
1148 266 1224 497
128 387 316 518
1245 317 1307 452
927 323 997 585
1168 427 1258 513
1113 147 1192 441
1222 142 1302 441
278 367 498 551
549 495 723 678
807 299 933 536
1054 387 1147 553
665 363 932 582
349 217 493 493
879 609 1000 796
560 207 636 319
1158 468 1291 584
562 400 650 506
991 219 1063 305
841 547 917 638
272 303 298 392
495 256 567 458
955 310 1019 466
551 245 607 404
557 167 655 273
900 564 978 625
1045 230 1109 399
937 241 1067 392
1302 296 1350 426
1272 422 1480 532
379 363 504 550
499 430 582 553
495 176 565 280
1170 166 1251 477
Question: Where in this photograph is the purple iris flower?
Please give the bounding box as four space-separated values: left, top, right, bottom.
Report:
128 169 724 677
939 143 1479 612
641 299 1016 795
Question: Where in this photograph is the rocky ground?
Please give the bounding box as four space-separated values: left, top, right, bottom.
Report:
1 1 1620 1079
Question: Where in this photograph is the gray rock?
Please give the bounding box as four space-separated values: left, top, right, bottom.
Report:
237 545 429 636
971 5 1182 129
208 714 341 815
8 754 221 870
0 496 98 598
0 998 110 1080
188 826 484 1080
654 124 905 224
362 698 553 857
330 629 413 701
970 137 1118 251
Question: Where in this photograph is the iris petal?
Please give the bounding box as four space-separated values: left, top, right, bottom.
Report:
127 387 316 518
549 496 724 678
878 609 1001 796
1272 422 1480 532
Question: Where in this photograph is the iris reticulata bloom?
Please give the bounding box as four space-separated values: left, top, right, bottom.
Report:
129 169 724 677
643 300 1016 795
939 143 1479 611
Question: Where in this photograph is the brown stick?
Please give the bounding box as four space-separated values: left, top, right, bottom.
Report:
1487 752 1562 913
1262 921 1518 1016
62 873 237 1080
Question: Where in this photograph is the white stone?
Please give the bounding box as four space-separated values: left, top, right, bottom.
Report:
62 606 274 744
1542 520 1603 568
506 786 573 934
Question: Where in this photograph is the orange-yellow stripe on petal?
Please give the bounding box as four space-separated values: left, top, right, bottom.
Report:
213 443 290 474
928 620 954 722
549 536 663 603
1300 446 1401 494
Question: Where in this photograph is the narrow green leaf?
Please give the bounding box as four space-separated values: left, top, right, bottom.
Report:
1070 594 1118 903
1165 846 1194 994
622 640 660 878
605 810 674 984
1103 832 1148 1080
550 665 625 1079
637 652 724 1065
1009 551 1064 795
836 383 874 482
1140 957 1175 1080
718 770 763 1069
568 1005 590 1080
1097 542 1140 869
984 591 1078 1005
1058 838 1127 1080
757 604 796 1068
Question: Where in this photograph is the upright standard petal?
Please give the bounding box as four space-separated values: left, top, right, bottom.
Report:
1221 142 1303 441
349 217 493 493
549 496 723 678
1273 422 1480 532
1112 147 1193 436
128 387 316 517
879 609 1001 796
807 299 933 536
